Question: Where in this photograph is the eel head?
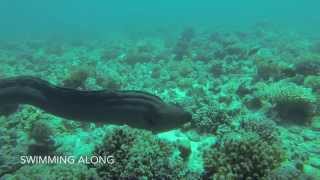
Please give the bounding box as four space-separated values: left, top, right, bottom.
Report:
147 103 191 132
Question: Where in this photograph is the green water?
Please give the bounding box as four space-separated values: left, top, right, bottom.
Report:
0 0 320 179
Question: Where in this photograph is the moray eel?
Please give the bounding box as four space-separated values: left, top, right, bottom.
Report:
0 76 191 132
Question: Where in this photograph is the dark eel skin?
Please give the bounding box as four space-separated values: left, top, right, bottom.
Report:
0 76 191 132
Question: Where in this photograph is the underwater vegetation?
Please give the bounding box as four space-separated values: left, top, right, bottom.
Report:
0 24 320 179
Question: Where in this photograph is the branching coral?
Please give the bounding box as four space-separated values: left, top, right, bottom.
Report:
240 118 279 144
203 132 283 179
257 81 317 124
192 102 231 133
90 126 189 179
10 107 50 133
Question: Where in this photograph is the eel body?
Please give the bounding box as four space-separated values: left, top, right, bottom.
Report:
0 76 191 132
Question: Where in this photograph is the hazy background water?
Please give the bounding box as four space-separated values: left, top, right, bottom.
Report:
0 0 319 40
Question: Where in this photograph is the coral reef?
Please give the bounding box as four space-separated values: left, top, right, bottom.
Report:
257 81 317 124
203 132 283 179
210 62 225 77
27 121 57 156
95 76 121 90
44 43 65 56
304 75 320 93
1 25 320 178
90 126 189 179
2 164 99 180
0 125 27 177
192 102 231 134
254 55 293 81
223 43 248 59
294 60 320 76
240 117 280 143
124 49 154 65
210 32 238 47
62 69 90 89
101 45 123 60
173 28 195 60
268 163 314 180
